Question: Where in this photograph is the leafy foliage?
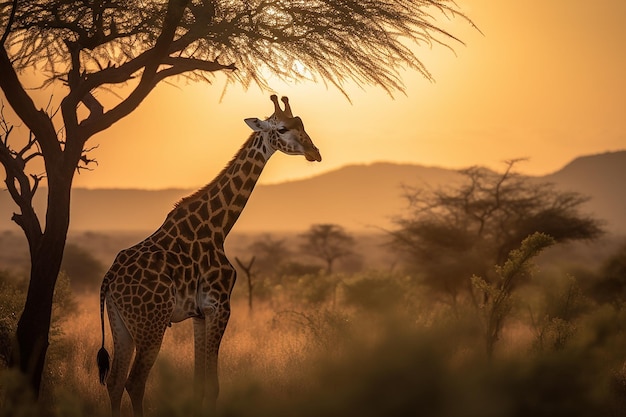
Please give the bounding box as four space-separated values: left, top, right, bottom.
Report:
0 271 75 368
5 238 626 415
529 275 589 352
472 232 555 357
1 0 471 93
390 160 603 304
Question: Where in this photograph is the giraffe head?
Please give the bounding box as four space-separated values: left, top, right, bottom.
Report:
244 95 322 162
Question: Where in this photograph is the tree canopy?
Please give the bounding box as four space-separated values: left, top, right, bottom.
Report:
2 0 469 94
300 223 355 275
390 160 603 305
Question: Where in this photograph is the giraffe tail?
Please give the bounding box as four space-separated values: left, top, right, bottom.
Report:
97 279 111 385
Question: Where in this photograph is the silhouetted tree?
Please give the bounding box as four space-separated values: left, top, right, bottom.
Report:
300 223 356 275
390 160 603 306
0 0 470 398
248 234 292 277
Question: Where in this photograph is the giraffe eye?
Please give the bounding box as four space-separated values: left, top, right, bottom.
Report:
277 127 289 134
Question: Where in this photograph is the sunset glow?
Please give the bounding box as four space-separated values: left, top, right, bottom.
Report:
2 3 626 415
13 0 626 190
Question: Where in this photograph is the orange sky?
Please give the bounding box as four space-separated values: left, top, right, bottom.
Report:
12 0 626 189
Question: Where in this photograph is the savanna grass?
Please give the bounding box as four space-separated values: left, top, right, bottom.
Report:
3 269 626 417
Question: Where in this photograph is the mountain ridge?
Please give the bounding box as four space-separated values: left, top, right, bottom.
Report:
1 151 624 233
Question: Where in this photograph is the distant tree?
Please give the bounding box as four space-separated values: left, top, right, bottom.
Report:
0 0 471 397
300 224 356 275
390 160 603 306
248 234 292 277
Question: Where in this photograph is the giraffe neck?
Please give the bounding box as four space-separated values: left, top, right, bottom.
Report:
163 132 273 242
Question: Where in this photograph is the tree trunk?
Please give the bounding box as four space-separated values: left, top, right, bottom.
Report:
11 179 71 398
15 257 59 396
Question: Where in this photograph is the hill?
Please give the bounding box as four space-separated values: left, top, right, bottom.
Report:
0 152 624 234
543 151 626 234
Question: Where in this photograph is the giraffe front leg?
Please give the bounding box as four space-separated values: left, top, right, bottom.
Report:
195 303 231 415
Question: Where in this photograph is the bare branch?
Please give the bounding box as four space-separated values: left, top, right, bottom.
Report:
0 113 43 240
79 57 234 138
77 145 99 173
0 48 60 159
235 256 256 275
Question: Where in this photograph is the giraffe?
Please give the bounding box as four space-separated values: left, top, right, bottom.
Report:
96 95 321 417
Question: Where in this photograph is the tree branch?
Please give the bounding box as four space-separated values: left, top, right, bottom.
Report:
0 47 60 158
73 0 190 137
0 0 17 45
80 91 104 124
0 117 43 242
79 35 236 137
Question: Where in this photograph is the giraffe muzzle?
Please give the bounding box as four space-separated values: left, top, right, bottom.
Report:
305 147 322 162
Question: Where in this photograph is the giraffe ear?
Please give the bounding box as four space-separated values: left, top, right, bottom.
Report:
244 118 269 132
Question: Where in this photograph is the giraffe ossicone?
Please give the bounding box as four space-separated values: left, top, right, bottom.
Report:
96 95 321 417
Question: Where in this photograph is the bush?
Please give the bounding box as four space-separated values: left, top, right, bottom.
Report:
0 271 76 369
0 271 26 367
590 242 626 305
61 243 106 292
343 272 408 313
293 274 337 306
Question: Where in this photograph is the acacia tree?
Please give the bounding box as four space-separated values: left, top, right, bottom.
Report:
390 160 603 307
0 0 470 398
300 223 355 275
248 233 292 277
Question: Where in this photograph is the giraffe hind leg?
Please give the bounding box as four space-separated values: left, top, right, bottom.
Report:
126 328 168 417
106 300 135 417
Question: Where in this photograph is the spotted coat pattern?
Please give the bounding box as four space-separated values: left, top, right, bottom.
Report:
97 97 321 417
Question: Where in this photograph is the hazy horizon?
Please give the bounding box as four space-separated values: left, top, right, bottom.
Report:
2 150 623 234
64 149 626 191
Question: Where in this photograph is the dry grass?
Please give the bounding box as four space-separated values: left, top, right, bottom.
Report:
4 267 626 417
36 292 330 417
